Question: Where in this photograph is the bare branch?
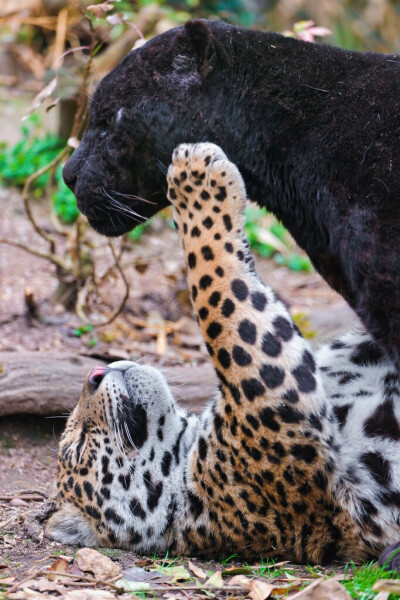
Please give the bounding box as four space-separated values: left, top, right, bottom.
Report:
0 237 68 270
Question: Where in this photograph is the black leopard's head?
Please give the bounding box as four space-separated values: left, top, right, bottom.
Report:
63 19 237 236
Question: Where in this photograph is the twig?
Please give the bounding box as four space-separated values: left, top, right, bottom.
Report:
0 238 68 270
102 240 130 326
7 568 247 595
122 585 246 592
0 514 21 529
0 496 45 502
7 570 122 594
0 489 48 498
75 241 130 326
22 146 70 251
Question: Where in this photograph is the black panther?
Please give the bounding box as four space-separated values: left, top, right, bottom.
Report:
63 19 400 372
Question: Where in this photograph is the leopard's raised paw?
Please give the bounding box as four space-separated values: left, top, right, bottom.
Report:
167 143 246 220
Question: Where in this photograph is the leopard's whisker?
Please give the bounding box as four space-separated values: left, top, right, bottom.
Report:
124 422 138 451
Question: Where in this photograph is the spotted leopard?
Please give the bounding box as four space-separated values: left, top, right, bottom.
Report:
47 143 400 566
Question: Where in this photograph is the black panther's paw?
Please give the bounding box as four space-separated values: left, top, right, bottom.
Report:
379 542 400 572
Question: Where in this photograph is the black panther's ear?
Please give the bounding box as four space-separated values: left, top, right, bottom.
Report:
177 20 218 79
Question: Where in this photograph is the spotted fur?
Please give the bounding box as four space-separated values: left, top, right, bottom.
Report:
48 143 400 564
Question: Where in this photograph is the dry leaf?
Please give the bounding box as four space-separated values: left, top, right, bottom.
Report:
206 571 224 588
10 498 29 507
249 579 274 600
106 13 125 25
135 262 149 274
65 591 116 600
222 566 253 576
151 564 191 583
122 565 171 584
22 77 57 120
23 578 65 593
116 579 151 592
75 548 122 581
47 557 69 582
374 592 390 600
229 574 251 588
87 2 114 18
373 579 400 593
8 591 55 600
288 578 351 599
188 560 207 579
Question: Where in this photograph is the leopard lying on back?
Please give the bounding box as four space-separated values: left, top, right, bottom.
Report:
47 143 400 566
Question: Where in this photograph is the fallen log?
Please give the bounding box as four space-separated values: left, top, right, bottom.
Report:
0 352 217 417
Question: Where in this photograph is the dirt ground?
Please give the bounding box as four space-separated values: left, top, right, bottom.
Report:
0 183 359 594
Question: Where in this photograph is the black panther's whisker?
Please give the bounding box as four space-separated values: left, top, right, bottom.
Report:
101 188 148 222
155 157 168 175
110 190 156 205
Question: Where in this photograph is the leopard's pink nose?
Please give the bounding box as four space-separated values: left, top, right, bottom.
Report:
88 366 107 388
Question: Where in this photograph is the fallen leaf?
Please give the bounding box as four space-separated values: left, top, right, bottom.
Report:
188 561 207 579
229 574 251 588
29 578 66 593
123 565 171 584
8 590 55 599
151 564 191 583
65 590 116 599
288 578 351 599
373 579 400 593
10 498 29 507
47 557 69 582
0 576 15 584
206 571 223 588
374 592 390 600
134 558 154 568
75 548 122 581
135 262 149 274
222 566 253 576
115 578 151 592
249 580 273 600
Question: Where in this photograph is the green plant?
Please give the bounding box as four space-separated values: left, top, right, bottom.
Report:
53 165 79 223
0 114 78 224
244 206 313 272
342 561 398 600
129 221 152 241
0 114 64 189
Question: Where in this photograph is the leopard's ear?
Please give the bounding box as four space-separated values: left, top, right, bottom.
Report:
175 20 218 79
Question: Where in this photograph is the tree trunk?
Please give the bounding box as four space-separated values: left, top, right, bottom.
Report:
0 352 216 417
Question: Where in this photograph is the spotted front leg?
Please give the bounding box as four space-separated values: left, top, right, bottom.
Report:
167 143 345 562
168 143 327 417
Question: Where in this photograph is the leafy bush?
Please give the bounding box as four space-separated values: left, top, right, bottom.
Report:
245 207 313 272
52 164 79 224
0 114 78 222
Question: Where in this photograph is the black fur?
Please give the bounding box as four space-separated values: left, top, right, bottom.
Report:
63 19 400 369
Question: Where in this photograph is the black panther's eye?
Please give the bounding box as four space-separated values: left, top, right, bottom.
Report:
106 115 115 128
